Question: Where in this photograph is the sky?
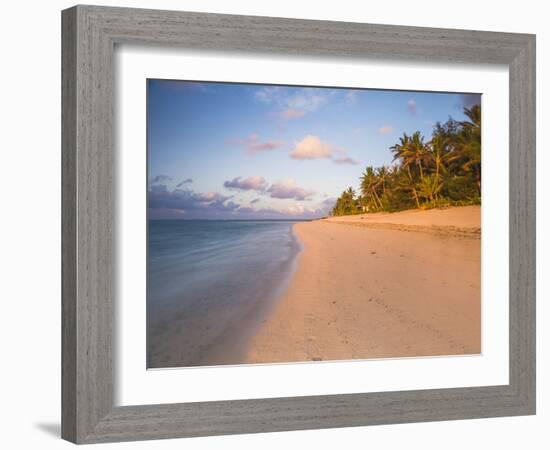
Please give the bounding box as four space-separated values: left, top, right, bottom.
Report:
147 79 480 220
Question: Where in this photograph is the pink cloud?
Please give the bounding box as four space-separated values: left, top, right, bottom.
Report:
226 133 284 154
290 135 333 160
267 179 316 201
408 99 417 115
278 108 306 120
378 125 394 135
290 135 358 166
223 176 268 191
251 140 285 152
333 156 359 165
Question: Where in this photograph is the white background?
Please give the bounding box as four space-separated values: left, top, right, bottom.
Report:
0 0 547 449
117 48 509 405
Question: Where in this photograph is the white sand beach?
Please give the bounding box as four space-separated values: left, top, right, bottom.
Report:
246 205 481 363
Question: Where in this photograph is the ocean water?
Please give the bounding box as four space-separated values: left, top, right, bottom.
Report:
147 220 302 368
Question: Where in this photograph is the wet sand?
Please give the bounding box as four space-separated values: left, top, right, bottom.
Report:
246 206 481 363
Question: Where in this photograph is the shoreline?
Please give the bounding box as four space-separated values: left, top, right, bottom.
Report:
246 206 481 364
147 220 303 368
188 222 303 367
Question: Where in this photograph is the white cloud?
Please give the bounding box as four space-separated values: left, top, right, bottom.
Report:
232 197 337 220
281 204 308 215
286 92 327 112
255 86 334 119
254 86 282 103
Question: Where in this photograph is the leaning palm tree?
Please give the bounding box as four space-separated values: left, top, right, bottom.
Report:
390 133 410 163
360 167 383 210
408 131 429 180
461 105 481 134
427 133 452 203
339 104 481 215
375 166 389 195
391 134 421 208
428 134 450 180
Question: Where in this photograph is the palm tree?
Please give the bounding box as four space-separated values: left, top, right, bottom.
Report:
461 105 481 134
375 166 389 195
342 187 359 215
391 134 421 208
390 133 411 164
360 167 383 210
333 103 481 216
408 131 429 180
418 174 443 203
457 105 481 194
428 133 449 180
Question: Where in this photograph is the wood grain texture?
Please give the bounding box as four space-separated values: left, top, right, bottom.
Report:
508 37 536 407
61 4 536 444
61 7 77 443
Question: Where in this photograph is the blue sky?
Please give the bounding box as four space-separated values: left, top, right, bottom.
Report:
147 79 480 220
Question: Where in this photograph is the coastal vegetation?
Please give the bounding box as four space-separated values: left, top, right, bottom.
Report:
331 105 481 216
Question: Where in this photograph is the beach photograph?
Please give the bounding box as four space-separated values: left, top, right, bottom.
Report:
147 79 481 369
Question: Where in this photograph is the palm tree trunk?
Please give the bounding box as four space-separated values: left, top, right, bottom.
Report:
413 188 420 208
372 188 383 210
435 161 440 200
407 165 420 208
417 160 424 179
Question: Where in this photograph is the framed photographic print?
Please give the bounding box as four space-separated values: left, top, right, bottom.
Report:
62 5 536 444
145 80 483 369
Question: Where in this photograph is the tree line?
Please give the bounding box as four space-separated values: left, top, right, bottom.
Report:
331 105 481 216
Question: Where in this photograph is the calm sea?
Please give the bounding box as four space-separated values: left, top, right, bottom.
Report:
147 220 302 368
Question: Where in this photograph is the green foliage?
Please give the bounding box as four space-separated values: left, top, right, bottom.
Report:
379 188 416 212
443 173 480 203
331 187 361 216
417 173 443 203
330 105 481 216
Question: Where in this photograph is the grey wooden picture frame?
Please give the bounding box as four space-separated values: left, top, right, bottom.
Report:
61 4 536 444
